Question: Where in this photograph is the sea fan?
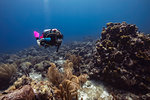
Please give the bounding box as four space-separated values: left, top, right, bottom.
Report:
63 60 73 80
47 63 64 87
0 63 17 89
65 53 82 67
47 61 87 100
78 74 88 86
0 63 17 80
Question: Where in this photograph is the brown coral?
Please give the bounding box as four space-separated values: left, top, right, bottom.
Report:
0 63 17 89
0 85 35 100
94 22 150 94
65 54 83 75
3 75 54 100
3 75 33 93
47 61 87 100
31 80 53 100
78 74 88 86
63 60 73 80
47 63 64 87
13 75 32 89
65 53 82 67
0 63 17 80
54 80 79 100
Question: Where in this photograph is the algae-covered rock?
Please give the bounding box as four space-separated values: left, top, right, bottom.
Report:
0 85 35 100
93 22 150 94
3 75 54 100
13 75 32 89
20 62 32 69
31 80 53 100
34 60 51 71
19 62 32 75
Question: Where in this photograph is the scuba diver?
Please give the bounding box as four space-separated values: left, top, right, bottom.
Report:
34 29 63 52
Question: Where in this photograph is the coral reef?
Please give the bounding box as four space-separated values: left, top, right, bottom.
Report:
19 62 32 76
0 60 87 100
2 28 150 99
2 75 53 100
13 75 32 89
54 80 79 100
34 60 51 77
65 53 82 67
2 75 33 94
65 54 82 75
0 85 35 100
47 63 64 87
31 80 53 100
47 61 88 100
93 22 150 94
78 80 113 100
0 63 17 90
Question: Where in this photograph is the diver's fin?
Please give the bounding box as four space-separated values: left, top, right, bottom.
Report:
34 31 40 39
56 45 60 52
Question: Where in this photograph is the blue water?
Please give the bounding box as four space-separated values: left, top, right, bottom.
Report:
0 0 150 53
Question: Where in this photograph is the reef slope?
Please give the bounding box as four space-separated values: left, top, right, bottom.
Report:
93 22 150 95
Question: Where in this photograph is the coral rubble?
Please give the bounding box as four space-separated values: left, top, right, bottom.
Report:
93 22 150 94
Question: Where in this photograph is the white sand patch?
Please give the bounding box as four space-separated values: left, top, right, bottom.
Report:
78 80 113 100
29 72 42 81
54 57 65 65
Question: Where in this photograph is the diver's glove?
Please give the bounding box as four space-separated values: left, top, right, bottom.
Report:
36 39 41 47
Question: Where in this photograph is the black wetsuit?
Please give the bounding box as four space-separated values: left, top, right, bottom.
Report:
41 29 63 52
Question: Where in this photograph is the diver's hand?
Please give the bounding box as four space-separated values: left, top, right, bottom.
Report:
36 40 41 47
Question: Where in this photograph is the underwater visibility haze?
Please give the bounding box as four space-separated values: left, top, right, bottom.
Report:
0 0 150 53
0 0 150 100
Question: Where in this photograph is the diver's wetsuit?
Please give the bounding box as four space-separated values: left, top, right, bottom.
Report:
40 29 63 52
